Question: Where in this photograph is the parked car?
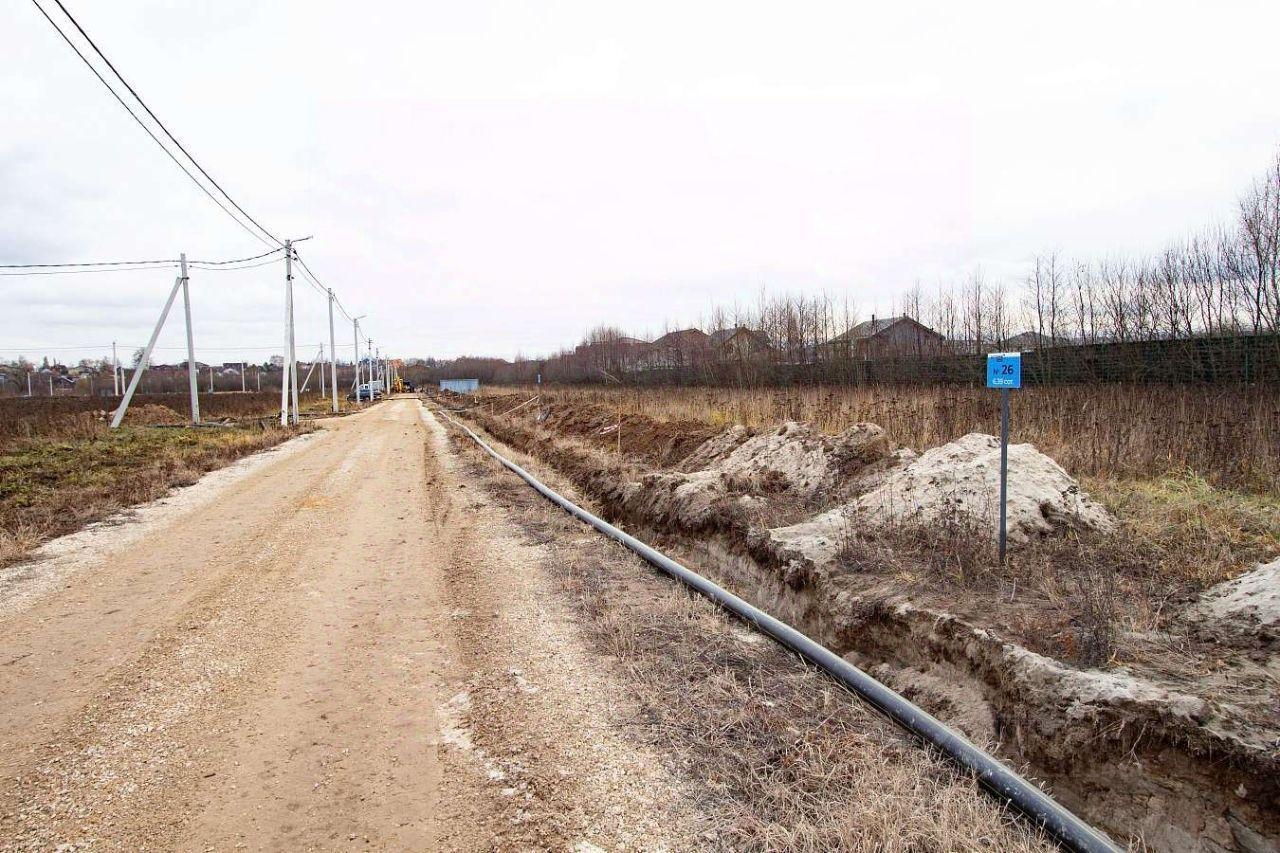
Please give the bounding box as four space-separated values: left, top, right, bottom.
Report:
347 383 383 401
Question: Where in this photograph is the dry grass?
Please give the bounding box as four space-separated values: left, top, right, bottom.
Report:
0 395 323 566
460 386 1278 670
488 468 1057 852
1087 471 1280 584
829 468 1280 666
502 383 1279 493
0 391 344 445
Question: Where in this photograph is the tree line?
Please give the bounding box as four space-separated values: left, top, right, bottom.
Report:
408 150 1280 387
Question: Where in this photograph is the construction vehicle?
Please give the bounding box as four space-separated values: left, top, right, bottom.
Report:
393 377 415 393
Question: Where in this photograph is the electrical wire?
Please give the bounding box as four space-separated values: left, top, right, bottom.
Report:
29 0 278 249
23 5 378 350
293 252 355 322
1 248 284 275
0 257 177 269
187 247 284 266
187 256 283 273
0 264 177 277
47 0 284 248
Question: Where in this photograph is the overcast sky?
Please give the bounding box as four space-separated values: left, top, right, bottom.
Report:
3 0 1279 366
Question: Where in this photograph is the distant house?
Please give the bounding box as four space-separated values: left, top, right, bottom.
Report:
269 355 286 368
822 316 944 360
574 336 650 374
709 327 773 361
1004 331 1072 351
645 328 708 368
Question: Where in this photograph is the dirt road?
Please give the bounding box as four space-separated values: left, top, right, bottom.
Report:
0 398 1050 851
0 400 679 850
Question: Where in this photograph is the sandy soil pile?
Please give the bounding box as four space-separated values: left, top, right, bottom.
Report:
852 433 1114 538
1185 557 1280 644
623 421 893 529
769 432 1115 566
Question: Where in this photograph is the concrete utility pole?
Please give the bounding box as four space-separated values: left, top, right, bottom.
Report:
319 343 326 398
112 341 120 396
180 253 199 424
241 362 246 393
27 372 32 397
281 239 293 426
327 289 339 414
208 363 214 393
288 242 300 425
352 317 363 404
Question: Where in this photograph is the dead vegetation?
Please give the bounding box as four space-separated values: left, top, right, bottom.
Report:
459 438 1057 852
513 383 1278 492
460 383 1279 668
439 390 1280 850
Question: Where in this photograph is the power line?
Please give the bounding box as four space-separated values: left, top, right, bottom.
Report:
47 0 283 248
29 0 278 248
188 247 284 266
0 247 283 271
187 255 286 273
1 263 177 277
0 257 176 269
0 342 361 353
294 252 355 322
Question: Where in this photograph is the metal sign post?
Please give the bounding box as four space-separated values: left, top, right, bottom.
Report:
986 352 1022 563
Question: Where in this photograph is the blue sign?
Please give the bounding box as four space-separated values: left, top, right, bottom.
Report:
986 352 1022 389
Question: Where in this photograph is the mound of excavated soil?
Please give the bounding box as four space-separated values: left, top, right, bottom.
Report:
121 403 184 425
1185 557 1280 645
769 433 1115 566
854 433 1114 537
624 421 893 530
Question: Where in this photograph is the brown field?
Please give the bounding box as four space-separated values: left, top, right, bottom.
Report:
503 383 1279 492
0 392 353 566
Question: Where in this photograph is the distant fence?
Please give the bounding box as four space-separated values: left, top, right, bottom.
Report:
439 378 480 393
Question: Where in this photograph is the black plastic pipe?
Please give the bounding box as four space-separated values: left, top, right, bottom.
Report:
431 405 1121 853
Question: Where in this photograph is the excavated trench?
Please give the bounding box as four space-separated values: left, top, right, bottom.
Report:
443 396 1280 853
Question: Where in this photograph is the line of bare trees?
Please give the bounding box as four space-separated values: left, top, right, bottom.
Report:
413 150 1280 386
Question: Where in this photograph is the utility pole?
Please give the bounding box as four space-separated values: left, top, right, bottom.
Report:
319 343 326 398
27 372 32 397
281 239 293 426
241 362 246 393
208 363 214 393
353 318 362 404
288 242 299 425
327 289 339 414
112 341 120 396
180 253 199 424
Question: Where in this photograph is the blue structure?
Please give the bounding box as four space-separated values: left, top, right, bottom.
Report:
440 378 480 393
